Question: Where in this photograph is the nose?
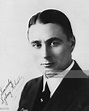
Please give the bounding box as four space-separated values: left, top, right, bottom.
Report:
41 44 50 59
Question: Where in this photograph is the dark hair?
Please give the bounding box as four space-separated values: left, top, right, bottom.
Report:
28 9 73 40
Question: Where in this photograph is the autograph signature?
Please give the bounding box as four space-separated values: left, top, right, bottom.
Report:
0 76 24 106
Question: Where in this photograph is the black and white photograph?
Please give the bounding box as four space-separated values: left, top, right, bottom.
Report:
0 0 89 111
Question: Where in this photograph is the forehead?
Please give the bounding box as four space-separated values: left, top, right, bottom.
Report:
28 23 67 42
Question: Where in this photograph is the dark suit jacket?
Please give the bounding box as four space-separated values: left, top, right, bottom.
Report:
17 61 89 111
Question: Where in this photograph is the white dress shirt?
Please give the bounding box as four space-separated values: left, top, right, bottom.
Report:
42 60 74 97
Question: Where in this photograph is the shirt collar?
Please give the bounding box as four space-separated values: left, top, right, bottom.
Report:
42 60 74 93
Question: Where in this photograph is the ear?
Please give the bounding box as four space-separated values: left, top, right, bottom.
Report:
69 35 76 52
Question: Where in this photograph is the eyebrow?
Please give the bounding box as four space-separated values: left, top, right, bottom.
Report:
46 37 63 43
30 40 41 44
30 37 63 44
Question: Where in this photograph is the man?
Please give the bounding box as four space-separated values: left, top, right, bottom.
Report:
18 9 89 111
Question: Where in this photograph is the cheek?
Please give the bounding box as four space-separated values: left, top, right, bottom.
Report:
51 46 69 59
52 47 64 57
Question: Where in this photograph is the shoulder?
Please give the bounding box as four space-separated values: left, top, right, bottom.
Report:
67 60 89 78
22 76 42 93
18 76 42 109
26 76 42 86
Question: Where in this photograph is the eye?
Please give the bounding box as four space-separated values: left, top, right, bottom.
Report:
50 41 60 47
32 43 42 49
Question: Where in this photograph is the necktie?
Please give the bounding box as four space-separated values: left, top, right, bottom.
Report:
32 82 50 111
41 82 50 101
39 82 50 110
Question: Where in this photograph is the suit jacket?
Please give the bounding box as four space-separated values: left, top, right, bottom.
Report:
17 61 89 111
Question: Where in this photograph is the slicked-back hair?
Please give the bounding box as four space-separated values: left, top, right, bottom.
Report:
28 9 73 40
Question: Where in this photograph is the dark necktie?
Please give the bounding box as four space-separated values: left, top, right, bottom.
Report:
41 82 50 102
38 82 50 111
32 82 50 111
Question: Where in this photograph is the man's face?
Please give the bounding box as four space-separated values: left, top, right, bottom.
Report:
28 23 73 75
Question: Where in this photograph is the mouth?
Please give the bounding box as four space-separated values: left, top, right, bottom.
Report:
41 62 55 68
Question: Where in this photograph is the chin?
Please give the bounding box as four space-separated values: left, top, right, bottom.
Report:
39 67 54 74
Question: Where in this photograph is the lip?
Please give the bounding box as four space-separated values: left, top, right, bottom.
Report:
41 62 54 68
